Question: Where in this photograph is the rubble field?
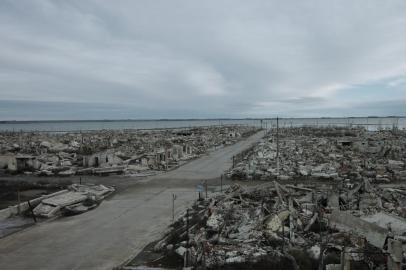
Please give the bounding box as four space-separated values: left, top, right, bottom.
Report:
123 127 406 270
125 180 406 270
0 125 259 177
228 126 406 182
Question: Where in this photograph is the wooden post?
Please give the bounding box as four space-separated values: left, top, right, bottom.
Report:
27 200 37 223
172 194 176 222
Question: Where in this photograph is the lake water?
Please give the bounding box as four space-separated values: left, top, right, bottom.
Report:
0 117 405 132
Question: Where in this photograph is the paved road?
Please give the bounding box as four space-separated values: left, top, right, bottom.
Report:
0 131 265 270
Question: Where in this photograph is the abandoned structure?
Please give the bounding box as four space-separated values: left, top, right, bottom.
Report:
0 155 37 172
228 126 406 183
123 126 406 270
129 181 406 270
0 125 259 176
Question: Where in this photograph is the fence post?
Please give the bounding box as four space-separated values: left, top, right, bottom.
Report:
27 200 37 223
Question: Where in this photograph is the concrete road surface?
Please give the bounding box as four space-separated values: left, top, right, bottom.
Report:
0 131 265 270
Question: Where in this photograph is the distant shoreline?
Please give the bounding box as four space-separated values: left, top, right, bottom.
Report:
1 116 405 124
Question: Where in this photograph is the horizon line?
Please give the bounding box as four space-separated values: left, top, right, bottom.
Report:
1 115 405 123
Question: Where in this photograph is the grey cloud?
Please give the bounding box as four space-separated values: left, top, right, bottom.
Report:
274 97 327 105
1 0 406 119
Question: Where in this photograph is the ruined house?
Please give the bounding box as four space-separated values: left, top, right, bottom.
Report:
0 155 36 172
83 151 123 168
0 125 258 176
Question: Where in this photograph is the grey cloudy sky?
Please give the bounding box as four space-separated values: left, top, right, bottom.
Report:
1 0 406 120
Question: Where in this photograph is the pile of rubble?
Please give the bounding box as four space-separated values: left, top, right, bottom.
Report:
148 180 406 269
0 183 114 238
228 127 406 182
0 182 114 231
0 125 259 176
33 184 114 217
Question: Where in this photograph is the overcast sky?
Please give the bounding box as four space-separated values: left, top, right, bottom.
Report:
1 0 406 120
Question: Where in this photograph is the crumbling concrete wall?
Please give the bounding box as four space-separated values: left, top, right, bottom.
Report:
0 155 37 172
329 210 388 248
0 155 14 169
0 125 259 176
83 151 123 167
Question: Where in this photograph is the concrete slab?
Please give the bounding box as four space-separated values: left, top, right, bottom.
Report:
42 192 87 207
329 210 388 248
361 212 406 235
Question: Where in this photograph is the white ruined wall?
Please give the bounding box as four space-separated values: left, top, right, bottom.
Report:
0 155 15 170
83 151 123 167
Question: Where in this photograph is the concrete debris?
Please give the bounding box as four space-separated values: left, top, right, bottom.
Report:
227 126 406 183
0 126 259 176
361 212 406 235
33 184 114 217
150 180 406 269
0 183 114 239
328 210 388 248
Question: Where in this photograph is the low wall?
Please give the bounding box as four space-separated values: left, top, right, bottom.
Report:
0 189 68 221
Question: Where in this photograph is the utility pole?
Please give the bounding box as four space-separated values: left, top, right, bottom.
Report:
205 180 208 199
318 207 324 270
282 220 285 253
220 174 223 193
185 208 190 267
172 194 177 222
186 209 189 247
17 184 21 215
276 116 280 176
